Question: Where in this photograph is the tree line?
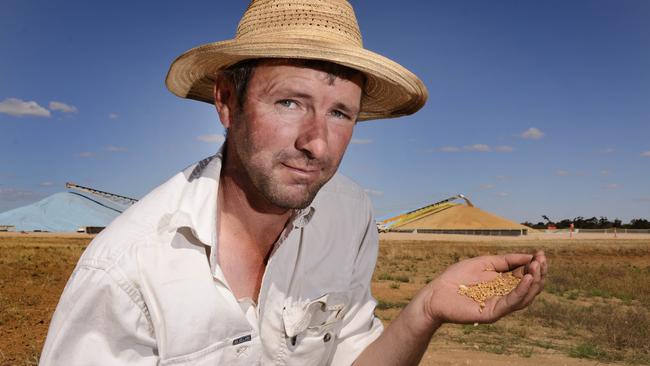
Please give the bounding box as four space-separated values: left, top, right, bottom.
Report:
521 217 650 230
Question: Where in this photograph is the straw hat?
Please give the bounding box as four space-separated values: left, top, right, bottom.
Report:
165 0 427 121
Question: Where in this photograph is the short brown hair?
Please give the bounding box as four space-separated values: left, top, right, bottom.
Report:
218 58 366 108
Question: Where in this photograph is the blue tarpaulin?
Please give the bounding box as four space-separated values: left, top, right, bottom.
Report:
0 191 129 232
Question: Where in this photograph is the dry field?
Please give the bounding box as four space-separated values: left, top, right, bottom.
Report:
1 233 649 365
375 234 650 365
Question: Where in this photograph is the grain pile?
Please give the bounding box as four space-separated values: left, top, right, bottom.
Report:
457 272 521 312
393 204 529 231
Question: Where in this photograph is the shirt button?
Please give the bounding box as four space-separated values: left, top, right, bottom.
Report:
323 333 332 343
235 345 249 357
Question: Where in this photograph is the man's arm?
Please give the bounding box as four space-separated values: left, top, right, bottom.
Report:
328 196 385 365
353 251 547 365
40 265 157 366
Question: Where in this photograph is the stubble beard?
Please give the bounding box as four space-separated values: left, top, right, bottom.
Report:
257 158 329 210
231 120 337 211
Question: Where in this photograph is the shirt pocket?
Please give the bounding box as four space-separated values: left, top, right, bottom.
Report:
282 292 349 365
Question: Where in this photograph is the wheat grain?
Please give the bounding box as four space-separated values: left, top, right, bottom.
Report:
457 272 521 311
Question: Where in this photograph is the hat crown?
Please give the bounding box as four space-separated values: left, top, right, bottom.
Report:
236 0 363 47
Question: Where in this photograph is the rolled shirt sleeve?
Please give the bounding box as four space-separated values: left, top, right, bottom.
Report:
40 263 157 366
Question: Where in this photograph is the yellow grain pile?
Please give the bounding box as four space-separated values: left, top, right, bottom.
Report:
394 204 529 231
457 272 521 312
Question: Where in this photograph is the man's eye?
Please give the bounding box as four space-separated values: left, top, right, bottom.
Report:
278 100 297 109
331 110 349 120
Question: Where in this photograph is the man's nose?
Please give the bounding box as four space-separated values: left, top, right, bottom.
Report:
295 112 328 160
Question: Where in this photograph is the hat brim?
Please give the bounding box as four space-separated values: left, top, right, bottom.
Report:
165 37 427 121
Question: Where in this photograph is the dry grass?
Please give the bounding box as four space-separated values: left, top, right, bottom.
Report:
373 238 650 365
0 236 90 366
1 235 649 365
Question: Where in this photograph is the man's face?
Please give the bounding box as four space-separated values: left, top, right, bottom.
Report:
223 62 363 210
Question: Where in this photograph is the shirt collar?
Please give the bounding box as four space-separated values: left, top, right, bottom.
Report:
165 147 316 257
165 151 222 250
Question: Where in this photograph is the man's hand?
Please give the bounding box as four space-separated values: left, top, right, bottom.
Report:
422 250 547 327
354 250 547 365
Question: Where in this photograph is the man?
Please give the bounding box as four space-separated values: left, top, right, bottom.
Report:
41 1 547 365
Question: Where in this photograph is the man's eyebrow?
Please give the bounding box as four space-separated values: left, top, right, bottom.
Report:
284 91 314 101
266 84 313 99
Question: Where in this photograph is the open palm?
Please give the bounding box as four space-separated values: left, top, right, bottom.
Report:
425 251 547 325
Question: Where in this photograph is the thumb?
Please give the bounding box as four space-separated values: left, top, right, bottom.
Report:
491 274 533 319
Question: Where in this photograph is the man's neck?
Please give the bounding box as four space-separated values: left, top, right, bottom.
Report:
217 170 293 256
216 164 294 300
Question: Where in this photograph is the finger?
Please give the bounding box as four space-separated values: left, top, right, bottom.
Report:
512 250 547 279
511 263 529 279
520 260 544 306
488 253 533 273
490 261 545 319
534 250 548 277
491 273 533 318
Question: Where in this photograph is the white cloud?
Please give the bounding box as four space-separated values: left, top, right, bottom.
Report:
351 138 372 145
603 147 616 154
77 151 94 158
641 151 650 157
196 134 226 143
479 184 495 190
496 175 510 181
439 146 461 153
363 188 383 196
49 101 78 113
0 98 51 117
495 145 514 153
464 144 491 152
40 181 54 187
600 170 611 176
106 145 128 152
496 192 509 197
109 113 119 119
521 127 545 140
438 145 513 153
605 183 622 190
555 170 570 176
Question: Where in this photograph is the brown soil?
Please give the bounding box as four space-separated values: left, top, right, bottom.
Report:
381 231 650 241
0 235 91 366
374 235 650 365
421 344 613 366
2 233 648 365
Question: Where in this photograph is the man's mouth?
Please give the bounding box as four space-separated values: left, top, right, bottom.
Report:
281 163 321 180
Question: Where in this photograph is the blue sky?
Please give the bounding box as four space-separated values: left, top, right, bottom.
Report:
1 0 649 223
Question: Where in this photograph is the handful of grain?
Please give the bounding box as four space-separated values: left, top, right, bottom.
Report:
457 272 521 312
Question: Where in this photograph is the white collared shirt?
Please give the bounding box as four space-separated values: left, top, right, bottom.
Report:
40 151 383 365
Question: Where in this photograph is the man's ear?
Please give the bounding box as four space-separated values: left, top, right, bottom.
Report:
213 75 236 129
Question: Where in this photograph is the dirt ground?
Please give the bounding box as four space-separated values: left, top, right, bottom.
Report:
1 232 648 365
421 345 615 366
376 233 650 365
381 231 650 241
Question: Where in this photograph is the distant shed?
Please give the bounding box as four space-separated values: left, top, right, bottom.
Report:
0 225 16 232
76 226 106 234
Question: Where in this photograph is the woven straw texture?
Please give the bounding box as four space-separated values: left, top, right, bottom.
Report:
166 0 427 121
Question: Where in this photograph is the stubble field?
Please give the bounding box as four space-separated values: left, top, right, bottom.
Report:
1 233 649 365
